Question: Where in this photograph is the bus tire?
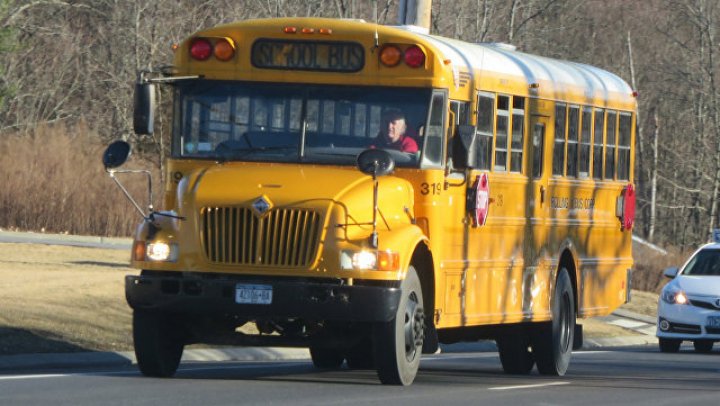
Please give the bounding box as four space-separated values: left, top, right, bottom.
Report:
373 266 424 386
531 267 575 376
309 346 345 369
133 310 185 378
496 332 534 374
658 338 681 353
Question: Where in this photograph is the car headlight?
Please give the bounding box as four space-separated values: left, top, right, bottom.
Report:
661 289 688 305
340 250 399 271
133 240 178 262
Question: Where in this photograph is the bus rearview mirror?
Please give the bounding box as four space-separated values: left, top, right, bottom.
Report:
452 125 477 169
102 140 131 170
133 82 156 135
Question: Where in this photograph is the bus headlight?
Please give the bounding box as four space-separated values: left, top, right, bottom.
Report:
144 241 178 262
340 250 399 271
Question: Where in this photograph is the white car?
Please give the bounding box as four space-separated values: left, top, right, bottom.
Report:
657 242 720 353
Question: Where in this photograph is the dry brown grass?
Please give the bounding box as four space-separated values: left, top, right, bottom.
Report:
632 244 692 293
0 124 159 237
0 243 135 354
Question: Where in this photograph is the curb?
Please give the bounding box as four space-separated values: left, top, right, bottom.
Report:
582 335 658 348
612 308 657 325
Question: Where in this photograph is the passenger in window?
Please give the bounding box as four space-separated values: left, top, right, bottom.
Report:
372 109 419 153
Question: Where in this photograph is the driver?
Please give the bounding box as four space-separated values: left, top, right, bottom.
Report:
373 109 419 153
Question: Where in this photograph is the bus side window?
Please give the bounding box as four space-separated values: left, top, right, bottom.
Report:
567 105 580 177
552 103 567 176
495 95 510 171
579 107 592 178
592 108 605 180
510 96 525 173
475 92 494 170
605 110 617 179
617 112 632 180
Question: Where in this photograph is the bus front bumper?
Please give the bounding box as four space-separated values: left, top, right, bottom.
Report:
125 274 401 322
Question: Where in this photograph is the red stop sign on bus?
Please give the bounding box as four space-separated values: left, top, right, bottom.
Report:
621 183 636 230
468 173 490 227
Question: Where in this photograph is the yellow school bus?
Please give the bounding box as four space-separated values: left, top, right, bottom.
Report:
106 17 636 385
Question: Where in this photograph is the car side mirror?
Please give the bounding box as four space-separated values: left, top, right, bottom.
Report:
102 140 131 170
663 267 679 279
133 82 156 135
452 125 477 169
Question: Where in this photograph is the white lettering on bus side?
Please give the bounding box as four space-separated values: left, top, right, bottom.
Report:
550 196 595 210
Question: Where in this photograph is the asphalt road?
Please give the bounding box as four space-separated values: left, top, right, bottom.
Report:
2 345 718 406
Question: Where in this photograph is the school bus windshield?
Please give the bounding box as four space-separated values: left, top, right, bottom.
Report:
172 80 434 167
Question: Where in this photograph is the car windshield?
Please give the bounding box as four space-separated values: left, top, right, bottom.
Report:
682 249 720 276
171 80 438 167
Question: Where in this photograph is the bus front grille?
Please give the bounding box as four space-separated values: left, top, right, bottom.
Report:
201 206 321 267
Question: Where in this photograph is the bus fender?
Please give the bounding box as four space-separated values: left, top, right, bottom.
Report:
376 223 430 280
553 239 580 311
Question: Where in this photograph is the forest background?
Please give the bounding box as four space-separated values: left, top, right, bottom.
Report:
0 0 717 290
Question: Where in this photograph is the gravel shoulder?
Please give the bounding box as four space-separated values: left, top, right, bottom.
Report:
0 242 658 355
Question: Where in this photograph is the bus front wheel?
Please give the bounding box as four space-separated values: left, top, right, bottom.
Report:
373 266 424 386
531 267 575 376
133 310 185 377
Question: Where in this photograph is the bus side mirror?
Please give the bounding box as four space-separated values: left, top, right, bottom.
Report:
133 82 156 135
103 140 131 170
452 125 477 169
357 149 395 178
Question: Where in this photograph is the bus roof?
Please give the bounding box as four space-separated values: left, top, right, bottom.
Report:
408 29 635 106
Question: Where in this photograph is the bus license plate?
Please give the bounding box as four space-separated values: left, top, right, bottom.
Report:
235 284 273 305
707 316 720 328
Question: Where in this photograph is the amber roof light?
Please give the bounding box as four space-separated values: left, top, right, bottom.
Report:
380 45 402 67
214 38 236 61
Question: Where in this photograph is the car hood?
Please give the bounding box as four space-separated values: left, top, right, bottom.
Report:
676 275 720 296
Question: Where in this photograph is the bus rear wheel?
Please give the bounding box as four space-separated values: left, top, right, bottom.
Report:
496 331 534 374
373 266 424 386
531 267 575 376
133 310 185 377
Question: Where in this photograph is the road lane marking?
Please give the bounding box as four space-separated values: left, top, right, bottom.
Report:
489 381 570 391
0 362 306 382
0 374 67 381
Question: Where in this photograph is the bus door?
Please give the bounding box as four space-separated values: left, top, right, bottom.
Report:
523 113 551 317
